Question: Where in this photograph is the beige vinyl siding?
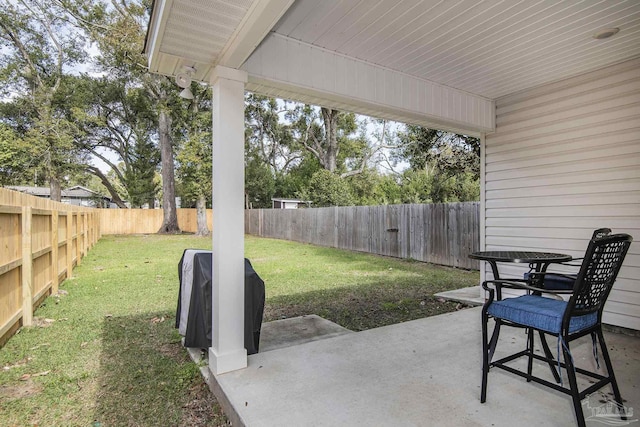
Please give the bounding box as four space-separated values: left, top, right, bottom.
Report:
484 58 640 330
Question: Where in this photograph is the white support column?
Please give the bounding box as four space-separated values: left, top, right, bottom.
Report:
209 66 248 374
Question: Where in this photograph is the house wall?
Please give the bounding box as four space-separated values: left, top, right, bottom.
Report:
484 58 640 330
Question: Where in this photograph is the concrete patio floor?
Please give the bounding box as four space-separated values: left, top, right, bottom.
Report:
197 307 639 426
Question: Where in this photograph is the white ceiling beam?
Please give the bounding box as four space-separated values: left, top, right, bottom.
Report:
243 34 495 134
218 0 296 69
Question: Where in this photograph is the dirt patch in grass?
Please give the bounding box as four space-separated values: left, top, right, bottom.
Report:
158 342 186 363
0 380 43 401
264 283 472 331
181 380 231 427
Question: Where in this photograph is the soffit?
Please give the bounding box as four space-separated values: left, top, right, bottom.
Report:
146 0 255 81
147 0 640 100
272 0 640 99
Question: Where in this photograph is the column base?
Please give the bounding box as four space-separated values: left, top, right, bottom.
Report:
209 347 248 374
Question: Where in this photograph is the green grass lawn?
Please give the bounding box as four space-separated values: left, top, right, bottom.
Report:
0 234 479 426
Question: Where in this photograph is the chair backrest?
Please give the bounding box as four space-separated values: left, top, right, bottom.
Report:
567 233 633 320
591 227 611 240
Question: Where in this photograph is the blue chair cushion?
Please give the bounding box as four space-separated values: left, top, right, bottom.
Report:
487 295 598 334
524 272 575 290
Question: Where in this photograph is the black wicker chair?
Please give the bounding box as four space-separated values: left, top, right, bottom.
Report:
481 233 633 427
524 228 612 290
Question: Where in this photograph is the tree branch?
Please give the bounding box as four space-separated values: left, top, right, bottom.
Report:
86 165 127 208
0 20 45 89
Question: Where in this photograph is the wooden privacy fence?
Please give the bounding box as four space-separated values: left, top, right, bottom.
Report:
0 188 99 345
245 202 481 269
98 208 213 234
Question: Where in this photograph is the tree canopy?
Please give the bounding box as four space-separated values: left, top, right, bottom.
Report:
0 0 480 212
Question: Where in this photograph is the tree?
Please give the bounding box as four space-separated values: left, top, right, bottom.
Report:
124 137 160 207
245 94 299 173
68 0 181 232
72 76 159 208
175 85 212 235
291 106 360 176
0 124 32 185
244 94 302 205
395 125 480 202
0 0 88 200
245 147 275 209
300 169 354 207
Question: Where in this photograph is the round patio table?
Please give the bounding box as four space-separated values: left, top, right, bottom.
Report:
468 251 572 282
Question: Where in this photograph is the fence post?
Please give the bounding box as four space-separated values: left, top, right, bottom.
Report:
83 212 88 255
21 206 33 327
76 213 82 266
51 210 59 294
66 212 73 278
97 211 102 239
93 212 97 245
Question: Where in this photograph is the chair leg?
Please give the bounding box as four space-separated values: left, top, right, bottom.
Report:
539 332 561 383
596 328 626 420
481 310 490 403
562 339 586 427
526 328 534 382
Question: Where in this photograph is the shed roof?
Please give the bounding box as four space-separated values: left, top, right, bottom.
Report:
6 185 110 200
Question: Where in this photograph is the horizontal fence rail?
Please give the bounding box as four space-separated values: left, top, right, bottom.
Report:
245 202 481 270
0 188 99 346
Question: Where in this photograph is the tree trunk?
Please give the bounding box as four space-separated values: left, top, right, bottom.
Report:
50 176 62 202
157 109 180 233
321 107 339 173
195 194 210 236
87 166 128 208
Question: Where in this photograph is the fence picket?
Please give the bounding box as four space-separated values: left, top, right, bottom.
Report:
1 188 97 346
245 203 480 269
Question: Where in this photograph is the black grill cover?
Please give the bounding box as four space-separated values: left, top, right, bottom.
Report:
176 250 265 354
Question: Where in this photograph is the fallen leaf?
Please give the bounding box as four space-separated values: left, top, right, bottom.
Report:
80 342 88 348
104 314 113 318
20 371 50 381
151 316 165 324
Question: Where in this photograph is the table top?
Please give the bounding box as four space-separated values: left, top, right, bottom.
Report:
468 251 572 264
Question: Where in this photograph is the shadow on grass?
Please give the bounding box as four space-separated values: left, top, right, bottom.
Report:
94 311 228 427
264 282 470 332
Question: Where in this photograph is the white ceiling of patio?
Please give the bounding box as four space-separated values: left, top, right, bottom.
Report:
147 0 640 100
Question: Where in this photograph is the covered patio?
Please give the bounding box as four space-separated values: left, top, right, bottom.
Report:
145 0 640 424
197 307 639 426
